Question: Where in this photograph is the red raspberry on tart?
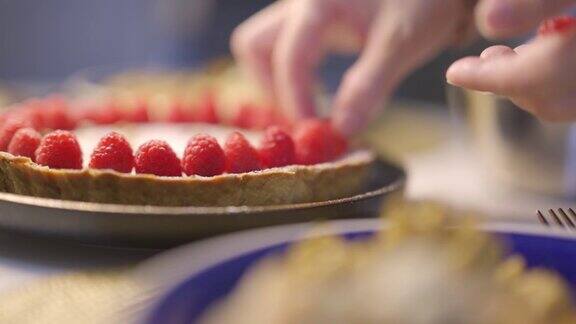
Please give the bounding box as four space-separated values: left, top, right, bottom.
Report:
231 104 257 129
293 119 347 165
35 130 83 169
17 100 46 130
135 140 182 177
249 107 284 130
123 101 150 123
0 118 32 151
42 96 77 130
194 93 219 124
258 126 295 168
182 134 226 177
86 101 124 125
168 101 195 123
232 104 282 130
89 132 134 173
224 131 262 174
7 128 42 161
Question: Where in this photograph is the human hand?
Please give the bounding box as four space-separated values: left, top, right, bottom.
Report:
448 6 576 122
474 0 576 38
231 0 474 136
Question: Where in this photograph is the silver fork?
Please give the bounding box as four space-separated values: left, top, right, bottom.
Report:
537 208 576 229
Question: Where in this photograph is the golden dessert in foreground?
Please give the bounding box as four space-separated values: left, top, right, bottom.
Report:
202 204 576 323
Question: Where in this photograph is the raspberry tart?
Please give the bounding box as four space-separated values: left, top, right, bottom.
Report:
0 92 374 207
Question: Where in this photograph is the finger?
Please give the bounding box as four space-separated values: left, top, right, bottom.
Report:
514 44 531 53
272 0 332 120
476 0 576 38
446 34 576 98
480 45 516 59
446 56 526 94
333 0 464 136
230 1 287 96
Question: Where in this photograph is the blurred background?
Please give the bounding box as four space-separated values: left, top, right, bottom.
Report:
0 0 502 104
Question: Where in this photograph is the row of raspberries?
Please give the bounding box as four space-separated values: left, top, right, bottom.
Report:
1 119 347 177
6 93 290 131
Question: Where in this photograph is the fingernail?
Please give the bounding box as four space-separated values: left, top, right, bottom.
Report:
446 59 478 85
447 60 473 73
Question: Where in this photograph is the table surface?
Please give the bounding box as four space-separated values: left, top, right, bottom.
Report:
0 102 560 323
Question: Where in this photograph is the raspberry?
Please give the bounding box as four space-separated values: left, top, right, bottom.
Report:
252 107 280 130
89 132 134 173
270 109 293 130
194 93 219 123
17 100 45 130
35 130 83 169
231 104 277 130
231 104 255 129
538 16 576 35
258 126 295 168
124 101 149 123
168 101 194 123
86 102 123 125
182 134 225 176
293 119 348 165
44 106 77 130
224 132 262 174
0 118 32 151
42 95 77 130
135 140 182 177
7 128 42 160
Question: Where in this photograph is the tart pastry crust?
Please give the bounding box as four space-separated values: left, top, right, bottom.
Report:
0 150 373 207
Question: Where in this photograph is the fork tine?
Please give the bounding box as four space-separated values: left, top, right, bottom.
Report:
568 208 576 224
558 209 576 228
537 210 550 226
548 209 564 227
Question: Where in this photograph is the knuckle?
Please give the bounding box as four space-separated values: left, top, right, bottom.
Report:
344 69 380 96
526 99 563 122
506 78 534 97
230 27 249 56
230 25 263 59
342 69 377 96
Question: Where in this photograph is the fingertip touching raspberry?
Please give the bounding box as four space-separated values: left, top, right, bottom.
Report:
293 119 348 165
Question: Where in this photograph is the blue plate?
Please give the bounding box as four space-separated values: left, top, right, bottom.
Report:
141 220 576 324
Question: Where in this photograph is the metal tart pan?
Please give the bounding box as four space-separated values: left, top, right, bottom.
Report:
0 159 405 248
